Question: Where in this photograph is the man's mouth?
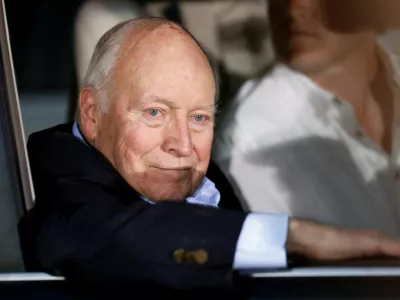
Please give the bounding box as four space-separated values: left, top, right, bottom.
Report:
151 166 192 171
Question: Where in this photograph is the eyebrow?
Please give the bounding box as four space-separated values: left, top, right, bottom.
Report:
139 96 217 114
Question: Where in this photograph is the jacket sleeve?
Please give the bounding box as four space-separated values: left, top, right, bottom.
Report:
33 178 247 290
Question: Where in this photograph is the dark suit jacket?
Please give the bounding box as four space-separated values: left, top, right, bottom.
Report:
27 123 247 293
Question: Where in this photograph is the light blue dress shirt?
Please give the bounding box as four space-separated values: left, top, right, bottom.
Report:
72 122 288 270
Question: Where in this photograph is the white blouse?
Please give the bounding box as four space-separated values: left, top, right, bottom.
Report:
213 51 400 238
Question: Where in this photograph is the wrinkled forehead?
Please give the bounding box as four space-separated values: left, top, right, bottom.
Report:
112 24 216 107
124 25 210 70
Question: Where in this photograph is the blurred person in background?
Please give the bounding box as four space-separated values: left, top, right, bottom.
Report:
213 0 400 237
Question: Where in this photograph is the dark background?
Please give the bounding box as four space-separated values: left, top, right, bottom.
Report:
5 0 84 92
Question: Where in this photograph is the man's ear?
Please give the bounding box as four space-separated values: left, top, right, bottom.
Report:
78 87 99 142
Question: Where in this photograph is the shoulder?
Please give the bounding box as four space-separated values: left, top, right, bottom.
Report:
235 64 314 127
28 123 85 178
28 123 112 188
216 64 314 131
28 123 75 154
214 64 319 153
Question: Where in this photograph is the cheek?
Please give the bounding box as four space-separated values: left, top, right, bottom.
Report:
193 130 213 165
95 117 117 158
115 122 163 172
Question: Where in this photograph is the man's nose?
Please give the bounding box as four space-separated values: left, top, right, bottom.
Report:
161 118 193 157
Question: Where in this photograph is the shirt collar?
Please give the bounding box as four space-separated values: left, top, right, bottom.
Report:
71 121 220 208
72 121 88 146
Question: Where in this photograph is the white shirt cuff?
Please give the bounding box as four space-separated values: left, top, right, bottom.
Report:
233 213 289 270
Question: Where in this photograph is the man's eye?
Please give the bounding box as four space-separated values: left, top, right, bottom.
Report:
146 109 161 117
193 115 205 122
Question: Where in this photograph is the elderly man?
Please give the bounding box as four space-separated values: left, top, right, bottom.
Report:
28 17 400 293
213 0 400 236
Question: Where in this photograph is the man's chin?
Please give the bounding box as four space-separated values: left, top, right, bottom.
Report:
126 169 206 202
143 183 193 203
148 194 189 203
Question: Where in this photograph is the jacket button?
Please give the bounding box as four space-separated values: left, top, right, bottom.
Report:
173 249 185 263
193 249 208 264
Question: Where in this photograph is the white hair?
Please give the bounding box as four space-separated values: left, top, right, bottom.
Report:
82 19 135 113
77 17 220 120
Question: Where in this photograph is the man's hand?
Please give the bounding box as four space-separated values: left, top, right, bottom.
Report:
286 218 400 261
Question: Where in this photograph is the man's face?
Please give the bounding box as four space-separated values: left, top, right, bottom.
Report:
92 27 215 202
269 0 375 75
